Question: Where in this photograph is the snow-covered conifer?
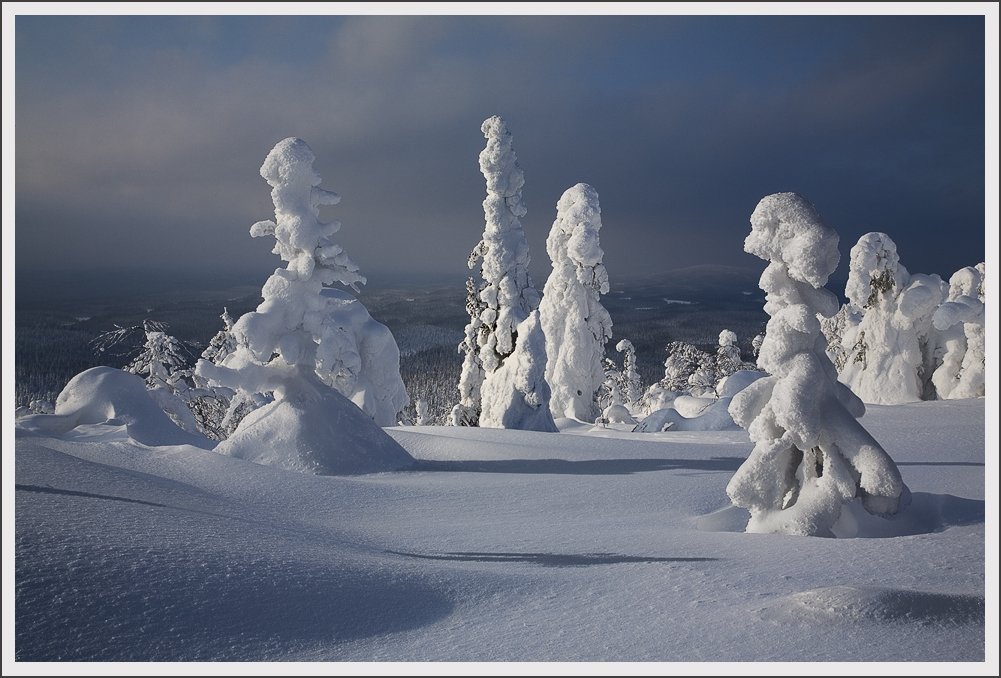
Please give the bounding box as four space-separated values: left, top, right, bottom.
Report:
195 138 411 473
454 116 545 429
751 332 765 360
479 311 558 432
837 233 929 404
661 341 709 393
932 264 985 399
415 398 430 426
715 330 743 380
727 193 908 537
539 183 613 421
616 339 641 408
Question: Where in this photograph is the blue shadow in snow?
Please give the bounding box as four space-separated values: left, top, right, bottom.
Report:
411 457 744 475
388 550 718 567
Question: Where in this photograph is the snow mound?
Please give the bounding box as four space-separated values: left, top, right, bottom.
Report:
633 397 740 432
757 586 984 626
215 387 414 475
16 367 212 449
698 491 983 538
716 369 766 398
601 403 636 424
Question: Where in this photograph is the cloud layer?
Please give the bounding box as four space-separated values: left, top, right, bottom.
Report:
15 15 986 286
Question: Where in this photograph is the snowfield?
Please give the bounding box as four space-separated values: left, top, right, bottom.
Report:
13 399 986 663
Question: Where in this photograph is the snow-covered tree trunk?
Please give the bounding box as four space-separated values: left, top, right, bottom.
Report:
479 311 558 432
455 116 547 430
539 183 613 421
195 138 411 474
616 339 641 408
727 193 908 537
451 277 486 426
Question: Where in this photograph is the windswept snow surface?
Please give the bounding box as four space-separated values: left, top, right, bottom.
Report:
14 399 986 662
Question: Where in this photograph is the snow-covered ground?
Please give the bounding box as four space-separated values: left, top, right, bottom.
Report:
13 399 987 663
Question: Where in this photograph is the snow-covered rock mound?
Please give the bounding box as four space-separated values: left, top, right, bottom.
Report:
16 367 212 449
214 387 414 475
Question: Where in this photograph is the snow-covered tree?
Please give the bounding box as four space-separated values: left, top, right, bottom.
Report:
686 357 717 398
837 232 938 405
450 277 486 426
820 305 858 372
479 311 558 432
932 264 985 399
661 341 709 392
125 320 194 391
616 339 641 408
454 116 545 430
539 183 613 421
751 332 765 360
195 137 411 474
413 398 430 426
598 356 625 411
727 193 908 537
715 330 743 380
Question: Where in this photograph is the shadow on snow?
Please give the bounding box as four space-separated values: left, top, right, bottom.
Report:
387 550 718 567
411 457 744 475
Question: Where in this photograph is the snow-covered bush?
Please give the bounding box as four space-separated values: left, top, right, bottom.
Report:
727 193 908 537
932 264 985 399
196 137 411 474
616 339 642 408
837 232 937 405
539 183 613 421
479 311 558 432
453 116 546 430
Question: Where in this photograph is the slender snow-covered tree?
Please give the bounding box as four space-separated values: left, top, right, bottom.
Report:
727 193 908 537
751 332 765 360
415 398 431 426
479 311 558 432
932 264 985 399
615 339 641 409
196 137 411 474
454 116 545 429
539 183 613 421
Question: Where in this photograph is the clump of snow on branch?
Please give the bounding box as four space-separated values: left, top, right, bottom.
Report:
195 137 411 474
479 311 558 432
726 193 908 537
540 183 613 422
932 264 985 399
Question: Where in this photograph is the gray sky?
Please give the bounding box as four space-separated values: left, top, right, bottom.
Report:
14 14 987 287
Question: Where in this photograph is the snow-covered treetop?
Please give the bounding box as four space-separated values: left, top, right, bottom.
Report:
747 192 840 290
933 264 986 331
479 115 527 217
615 339 633 353
718 330 737 347
845 232 906 311
550 183 610 291
251 137 364 290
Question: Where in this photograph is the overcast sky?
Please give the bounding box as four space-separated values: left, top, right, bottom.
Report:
14 13 987 287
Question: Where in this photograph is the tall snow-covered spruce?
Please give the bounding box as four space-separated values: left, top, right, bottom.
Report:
195 138 412 474
727 193 908 537
452 116 554 431
539 183 613 421
932 263 985 399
